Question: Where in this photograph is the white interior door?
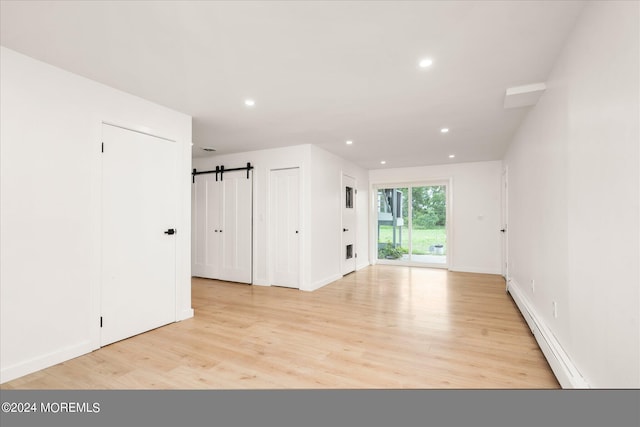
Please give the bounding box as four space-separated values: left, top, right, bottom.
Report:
192 173 219 278
219 170 253 283
101 123 177 346
342 174 357 275
271 168 300 288
501 167 509 286
192 170 252 283
206 176 222 278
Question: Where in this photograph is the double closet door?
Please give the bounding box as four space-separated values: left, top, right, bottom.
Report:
193 170 252 283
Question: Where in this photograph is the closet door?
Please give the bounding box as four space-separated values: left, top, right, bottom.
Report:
205 176 222 278
192 173 220 279
219 170 253 283
270 168 300 288
192 169 252 284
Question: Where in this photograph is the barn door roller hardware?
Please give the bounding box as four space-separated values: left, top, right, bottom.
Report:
192 162 253 183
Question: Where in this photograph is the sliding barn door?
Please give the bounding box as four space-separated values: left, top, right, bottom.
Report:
193 174 220 278
192 170 252 284
101 123 177 346
219 171 253 283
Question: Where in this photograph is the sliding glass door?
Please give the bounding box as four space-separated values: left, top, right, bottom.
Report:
410 185 447 265
376 183 448 267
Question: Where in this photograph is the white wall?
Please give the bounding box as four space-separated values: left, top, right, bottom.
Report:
309 145 370 290
503 1 639 388
0 47 193 383
369 161 503 274
193 144 369 291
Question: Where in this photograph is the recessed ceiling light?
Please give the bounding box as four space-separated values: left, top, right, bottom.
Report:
244 99 255 107
441 128 449 133
418 58 433 68
448 154 455 158
380 160 387 165
346 140 353 145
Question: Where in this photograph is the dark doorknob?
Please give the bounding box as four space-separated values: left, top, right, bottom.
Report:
500 229 506 233
343 228 349 232
164 228 176 235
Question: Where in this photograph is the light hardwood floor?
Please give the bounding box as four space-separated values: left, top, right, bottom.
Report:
2 265 559 389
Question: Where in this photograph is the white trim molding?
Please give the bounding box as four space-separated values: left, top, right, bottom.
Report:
356 261 370 271
177 308 195 321
0 340 95 384
449 265 502 275
306 274 343 292
508 279 589 389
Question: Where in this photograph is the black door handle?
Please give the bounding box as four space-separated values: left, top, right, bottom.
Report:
164 228 176 235
343 228 349 232
500 229 506 233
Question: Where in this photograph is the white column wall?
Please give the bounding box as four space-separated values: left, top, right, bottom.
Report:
309 145 370 290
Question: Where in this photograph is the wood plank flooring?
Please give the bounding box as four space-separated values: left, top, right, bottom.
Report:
1 265 559 389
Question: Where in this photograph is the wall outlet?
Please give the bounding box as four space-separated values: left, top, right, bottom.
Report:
552 301 558 318
531 279 535 293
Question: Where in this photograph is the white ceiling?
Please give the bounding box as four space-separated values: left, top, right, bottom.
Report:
0 1 585 169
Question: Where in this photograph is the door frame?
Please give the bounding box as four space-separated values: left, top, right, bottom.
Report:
91 119 192 351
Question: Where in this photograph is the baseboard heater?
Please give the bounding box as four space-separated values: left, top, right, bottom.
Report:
507 280 589 389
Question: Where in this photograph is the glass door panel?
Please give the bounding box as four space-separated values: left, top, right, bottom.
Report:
411 185 447 265
377 187 408 260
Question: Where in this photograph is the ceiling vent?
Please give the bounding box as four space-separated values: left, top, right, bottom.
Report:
504 83 546 109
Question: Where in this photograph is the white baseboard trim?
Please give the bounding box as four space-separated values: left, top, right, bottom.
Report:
306 273 343 292
177 308 194 321
251 281 271 287
449 265 502 275
1 340 95 384
356 262 370 271
508 280 589 389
